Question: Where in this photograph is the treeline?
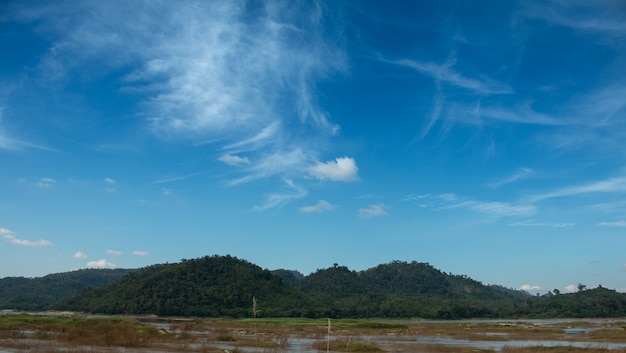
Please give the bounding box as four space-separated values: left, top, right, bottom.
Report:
0 269 134 311
3 255 626 319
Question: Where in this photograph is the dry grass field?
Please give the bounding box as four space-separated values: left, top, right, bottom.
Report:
1 313 625 353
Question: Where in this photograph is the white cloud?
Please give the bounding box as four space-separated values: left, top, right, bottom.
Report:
393 57 513 95
13 1 346 194
529 176 626 203
564 284 578 293
509 220 576 228
308 157 359 182
597 221 626 227
36 178 56 188
519 284 542 292
106 249 122 256
357 203 388 218
410 193 535 218
132 251 149 256
218 154 250 166
299 200 336 213
86 259 117 269
490 167 534 188
104 177 115 184
1 227 52 247
254 179 307 210
73 251 87 259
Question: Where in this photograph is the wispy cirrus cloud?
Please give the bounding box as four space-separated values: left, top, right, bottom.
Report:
1 228 52 247
13 1 351 208
509 220 575 228
407 193 536 218
132 251 149 256
490 167 534 188
106 249 122 256
300 200 336 213
522 0 626 37
529 176 626 203
392 57 513 95
254 179 307 211
597 221 626 227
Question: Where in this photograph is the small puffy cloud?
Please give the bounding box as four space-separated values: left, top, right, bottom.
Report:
73 251 88 259
132 250 149 256
357 203 388 218
104 177 115 184
86 259 117 269
106 249 122 256
520 284 542 292
218 154 250 166
308 157 359 182
1 228 52 247
299 200 336 213
36 178 56 188
564 284 578 293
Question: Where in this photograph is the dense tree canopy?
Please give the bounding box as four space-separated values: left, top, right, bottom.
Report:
3 256 626 319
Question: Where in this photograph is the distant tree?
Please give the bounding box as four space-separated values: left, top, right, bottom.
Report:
553 288 560 295
577 283 587 292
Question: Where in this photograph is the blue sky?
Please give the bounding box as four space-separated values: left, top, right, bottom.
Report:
1 1 625 295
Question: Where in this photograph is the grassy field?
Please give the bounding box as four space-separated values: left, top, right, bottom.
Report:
0 313 625 352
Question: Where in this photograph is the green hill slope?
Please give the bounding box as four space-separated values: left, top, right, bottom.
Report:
0 268 134 311
6 256 626 319
296 261 529 318
55 255 312 317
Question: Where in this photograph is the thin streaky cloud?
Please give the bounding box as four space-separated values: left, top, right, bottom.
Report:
254 179 307 211
414 194 535 218
597 221 626 227
529 176 626 203
509 220 576 228
106 249 122 256
490 167 534 188
151 173 201 185
132 251 149 256
392 58 513 95
19 1 346 190
523 0 626 35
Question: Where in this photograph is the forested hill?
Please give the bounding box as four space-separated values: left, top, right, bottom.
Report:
54 255 313 317
4 255 626 318
294 261 530 318
0 268 134 311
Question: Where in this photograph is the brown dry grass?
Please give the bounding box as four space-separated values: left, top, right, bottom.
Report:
1 314 625 353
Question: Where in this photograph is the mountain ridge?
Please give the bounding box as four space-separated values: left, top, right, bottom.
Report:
2 255 625 319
